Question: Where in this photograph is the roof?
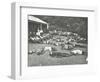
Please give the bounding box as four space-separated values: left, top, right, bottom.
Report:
28 16 48 24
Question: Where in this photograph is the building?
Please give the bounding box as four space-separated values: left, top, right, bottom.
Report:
28 15 49 36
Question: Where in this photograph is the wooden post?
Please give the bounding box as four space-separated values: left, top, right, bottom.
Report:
47 24 49 29
40 23 42 30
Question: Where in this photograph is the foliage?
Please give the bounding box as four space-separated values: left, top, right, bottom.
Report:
33 15 88 38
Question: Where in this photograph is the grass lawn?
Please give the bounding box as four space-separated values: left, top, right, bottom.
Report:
28 43 87 66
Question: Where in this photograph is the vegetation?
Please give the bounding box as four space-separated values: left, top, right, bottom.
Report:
34 15 88 39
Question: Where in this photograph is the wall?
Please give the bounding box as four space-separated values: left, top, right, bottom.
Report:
0 0 100 81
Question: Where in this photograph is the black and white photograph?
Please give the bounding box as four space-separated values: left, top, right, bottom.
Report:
28 15 88 66
10 2 98 80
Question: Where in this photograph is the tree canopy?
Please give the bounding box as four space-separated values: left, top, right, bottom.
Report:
31 15 88 38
